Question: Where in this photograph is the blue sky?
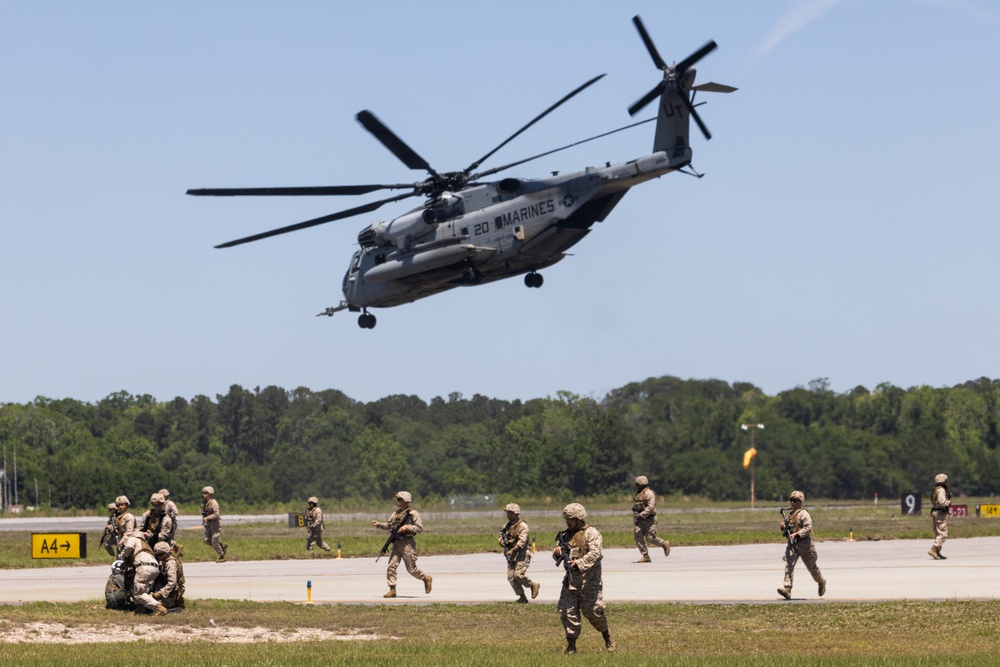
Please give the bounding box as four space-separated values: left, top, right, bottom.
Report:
2 1 999 405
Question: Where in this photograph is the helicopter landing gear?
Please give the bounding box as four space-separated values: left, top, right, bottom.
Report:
462 266 483 284
358 311 377 329
524 272 544 288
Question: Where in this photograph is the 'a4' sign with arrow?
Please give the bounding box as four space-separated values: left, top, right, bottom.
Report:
31 533 87 559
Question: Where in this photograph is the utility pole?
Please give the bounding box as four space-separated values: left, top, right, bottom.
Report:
741 423 764 509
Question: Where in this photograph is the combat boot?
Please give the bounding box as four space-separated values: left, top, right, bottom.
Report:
937 547 947 560
777 587 791 600
531 581 540 599
636 554 651 563
424 575 433 594
663 540 671 557
216 555 226 563
928 546 942 560
564 637 577 654
383 586 396 598
818 578 827 597
153 605 167 616
516 595 528 604
603 630 616 653
221 543 229 557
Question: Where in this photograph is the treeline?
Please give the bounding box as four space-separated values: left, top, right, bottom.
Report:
1 376 999 510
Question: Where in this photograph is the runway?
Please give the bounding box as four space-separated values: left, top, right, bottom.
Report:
2 537 998 605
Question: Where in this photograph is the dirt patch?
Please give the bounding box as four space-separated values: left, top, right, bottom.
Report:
0 621 390 644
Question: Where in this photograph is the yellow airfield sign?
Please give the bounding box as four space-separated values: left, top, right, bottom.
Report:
978 504 1000 518
31 533 87 559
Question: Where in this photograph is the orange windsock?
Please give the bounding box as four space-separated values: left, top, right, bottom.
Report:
742 447 757 469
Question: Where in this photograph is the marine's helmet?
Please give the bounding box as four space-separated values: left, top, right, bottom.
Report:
115 495 130 507
504 503 521 515
202 486 215 496
634 475 649 487
158 488 170 498
153 541 172 556
307 496 318 505
395 491 412 503
150 493 165 506
935 473 949 485
107 503 117 512
790 490 805 502
562 503 587 520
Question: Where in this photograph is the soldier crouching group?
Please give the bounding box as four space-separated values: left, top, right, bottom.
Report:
103 485 230 614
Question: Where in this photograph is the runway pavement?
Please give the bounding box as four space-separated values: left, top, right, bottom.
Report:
2 537 998 605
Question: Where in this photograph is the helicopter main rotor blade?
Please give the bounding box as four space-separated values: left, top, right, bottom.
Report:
356 110 439 177
676 40 718 75
628 81 666 117
464 74 606 174
188 184 415 197
471 117 656 180
214 191 418 249
632 16 667 71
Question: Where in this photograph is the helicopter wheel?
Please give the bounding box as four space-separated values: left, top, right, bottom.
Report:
358 312 377 329
463 266 482 284
524 272 543 288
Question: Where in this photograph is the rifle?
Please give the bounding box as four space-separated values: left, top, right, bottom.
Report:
554 529 574 583
779 507 798 553
375 509 412 563
99 516 117 551
500 522 514 563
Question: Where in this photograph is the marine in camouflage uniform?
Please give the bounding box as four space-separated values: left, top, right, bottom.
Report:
777 490 826 599
138 493 174 548
201 486 228 562
929 473 951 560
632 475 670 563
120 531 167 616
158 488 183 557
306 496 332 553
113 495 136 548
553 503 614 654
151 541 186 609
499 503 539 603
372 491 432 597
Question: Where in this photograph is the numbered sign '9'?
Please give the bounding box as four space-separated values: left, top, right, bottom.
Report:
901 493 922 515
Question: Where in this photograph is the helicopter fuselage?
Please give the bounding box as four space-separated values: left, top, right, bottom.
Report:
341 149 684 310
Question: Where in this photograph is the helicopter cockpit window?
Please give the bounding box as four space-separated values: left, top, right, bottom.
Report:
350 252 362 273
374 253 386 266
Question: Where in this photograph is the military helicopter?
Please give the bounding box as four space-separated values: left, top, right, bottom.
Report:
188 16 734 329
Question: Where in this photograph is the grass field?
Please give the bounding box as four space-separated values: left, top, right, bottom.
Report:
2 500 998 664
0 599 997 666
3 498 1000 568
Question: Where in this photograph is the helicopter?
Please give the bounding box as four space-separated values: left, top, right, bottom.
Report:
187 16 735 329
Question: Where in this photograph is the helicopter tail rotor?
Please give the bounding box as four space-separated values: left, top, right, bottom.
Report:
628 15 734 148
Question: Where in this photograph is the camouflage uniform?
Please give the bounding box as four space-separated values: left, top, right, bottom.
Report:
138 494 174 548
778 491 825 598
554 503 613 654
374 491 431 596
306 498 332 552
120 533 165 615
152 541 185 609
632 476 670 561
158 488 181 555
113 496 136 548
500 503 538 602
929 474 951 559
201 486 227 561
